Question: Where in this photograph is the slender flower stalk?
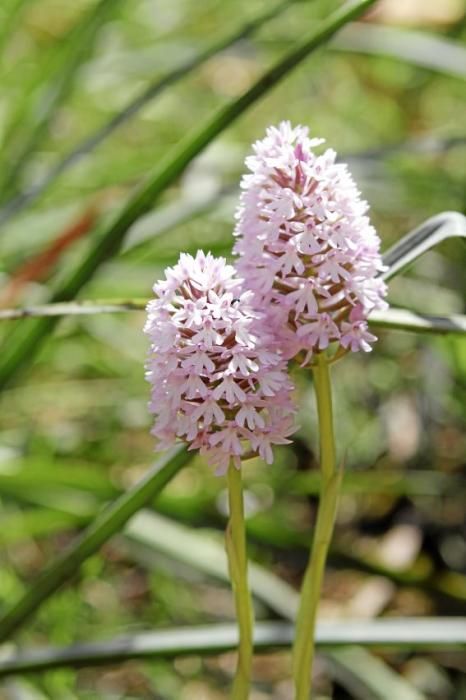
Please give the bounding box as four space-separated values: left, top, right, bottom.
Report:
144 250 297 695
292 354 341 699
234 123 387 696
226 463 254 699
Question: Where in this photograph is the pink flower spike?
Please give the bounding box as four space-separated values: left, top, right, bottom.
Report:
233 121 387 360
145 251 297 473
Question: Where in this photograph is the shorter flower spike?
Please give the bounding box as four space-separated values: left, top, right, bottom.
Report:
234 122 388 362
144 251 296 475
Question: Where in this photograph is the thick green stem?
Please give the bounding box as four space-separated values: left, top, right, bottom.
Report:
292 354 341 700
226 464 254 699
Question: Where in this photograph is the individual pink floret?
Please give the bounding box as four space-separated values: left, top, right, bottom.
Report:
234 122 388 362
144 251 296 475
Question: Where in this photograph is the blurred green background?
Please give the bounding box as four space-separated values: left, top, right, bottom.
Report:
0 0 465 698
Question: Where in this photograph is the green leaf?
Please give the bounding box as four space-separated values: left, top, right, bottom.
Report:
0 0 378 393
0 456 214 524
2 462 465 605
0 0 125 201
1 483 462 697
0 618 463 678
0 487 98 519
2 301 465 339
120 187 231 258
1 211 465 333
126 509 298 621
333 23 466 80
0 446 191 643
291 468 464 497
0 0 296 227
0 509 85 545
327 646 426 700
0 459 116 498
369 308 466 335
123 510 431 700
0 299 148 321
345 135 466 161
381 211 466 281
0 0 32 54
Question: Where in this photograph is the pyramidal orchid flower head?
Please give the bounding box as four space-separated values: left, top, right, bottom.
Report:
144 251 297 475
233 121 388 364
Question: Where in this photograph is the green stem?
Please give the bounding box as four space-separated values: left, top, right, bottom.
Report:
292 354 341 700
226 464 254 699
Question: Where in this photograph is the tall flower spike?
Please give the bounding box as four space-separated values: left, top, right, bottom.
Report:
234 121 388 363
144 251 296 475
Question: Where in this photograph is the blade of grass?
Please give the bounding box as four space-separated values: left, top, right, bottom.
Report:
2 301 465 338
0 618 464 678
120 186 233 256
124 510 429 700
0 470 428 698
291 469 464 497
332 23 466 80
3 125 464 230
245 512 466 605
0 446 190 643
381 211 466 281
0 203 100 306
0 0 298 227
329 551 466 604
2 477 464 605
0 462 214 523
0 0 32 54
0 459 117 498
0 0 125 201
1 463 462 538
0 484 100 519
0 299 148 320
126 509 298 621
345 134 466 161
326 646 425 700
0 508 88 545
1 460 459 500
2 458 463 548
368 308 466 335
0 0 378 393
1 206 464 326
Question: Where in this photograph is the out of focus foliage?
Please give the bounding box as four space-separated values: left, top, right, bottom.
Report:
0 0 465 698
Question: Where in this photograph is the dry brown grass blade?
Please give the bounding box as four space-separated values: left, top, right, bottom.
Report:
0 203 100 307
